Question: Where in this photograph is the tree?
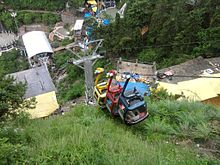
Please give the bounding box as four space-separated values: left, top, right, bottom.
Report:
4 0 66 11
0 50 29 75
0 75 26 119
69 0 84 9
23 13 33 25
95 0 220 67
0 51 33 119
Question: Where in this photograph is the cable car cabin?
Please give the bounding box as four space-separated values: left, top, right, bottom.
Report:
94 68 108 107
105 70 123 115
118 76 149 125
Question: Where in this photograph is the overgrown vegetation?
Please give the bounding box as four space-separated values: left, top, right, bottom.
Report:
0 50 35 120
95 0 220 68
54 49 114 103
0 95 219 164
0 10 60 31
3 0 66 11
17 12 61 26
53 50 84 103
69 0 84 9
0 76 26 119
0 1 220 164
0 50 29 75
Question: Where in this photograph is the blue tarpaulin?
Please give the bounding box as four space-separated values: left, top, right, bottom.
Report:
119 82 150 96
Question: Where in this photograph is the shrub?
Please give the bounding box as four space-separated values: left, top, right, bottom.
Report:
0 138 27 164
138 49 157 63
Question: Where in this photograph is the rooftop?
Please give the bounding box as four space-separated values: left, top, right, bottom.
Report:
22 31 53 58
158 56 220 83
9 65 57 98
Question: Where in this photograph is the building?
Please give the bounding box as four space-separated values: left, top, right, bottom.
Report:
10 65 59 118
0 31 17 55
22 31 53 67
117 59 156 83
158 57 220 107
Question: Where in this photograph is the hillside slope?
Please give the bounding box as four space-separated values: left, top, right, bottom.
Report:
1 98 220 164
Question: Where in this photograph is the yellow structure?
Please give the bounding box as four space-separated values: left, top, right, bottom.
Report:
158 73 220 106
10 66 59 118
94 68 108 107
26 91 59 119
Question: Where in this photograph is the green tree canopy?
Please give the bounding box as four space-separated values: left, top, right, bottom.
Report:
0 74 26 119
95 0 220 68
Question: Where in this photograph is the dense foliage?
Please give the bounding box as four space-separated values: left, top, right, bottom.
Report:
3 0 66 11
0 51 30 119
0 10 61 31
3 0 86 11
17 12 61 26
0 0 86 32
54 51 113 103
0 76 26 119
53 50 84 103
0 50 29 75
69 0 84 9
0 1 219 163
95 0 220 68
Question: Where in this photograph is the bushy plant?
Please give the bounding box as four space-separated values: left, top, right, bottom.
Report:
63 80 85 101
145 96 220 142
0 50 29 75
0 103 219 164
0 138 27 164
4 0 65 10
138 49 157 63
61 38 73 46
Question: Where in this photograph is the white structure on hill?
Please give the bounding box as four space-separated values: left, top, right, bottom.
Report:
22 31 53 67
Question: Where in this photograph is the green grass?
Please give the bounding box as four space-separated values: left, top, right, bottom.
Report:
0 100 220 164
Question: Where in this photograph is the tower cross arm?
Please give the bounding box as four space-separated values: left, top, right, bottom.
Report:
72 54 104 66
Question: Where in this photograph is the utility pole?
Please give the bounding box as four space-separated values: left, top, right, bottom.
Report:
66 39 104 104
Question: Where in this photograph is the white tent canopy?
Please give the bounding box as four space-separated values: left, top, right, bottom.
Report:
22 31 53 58
73 20 84 31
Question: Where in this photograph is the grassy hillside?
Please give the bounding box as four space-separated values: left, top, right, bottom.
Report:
0 99 220 164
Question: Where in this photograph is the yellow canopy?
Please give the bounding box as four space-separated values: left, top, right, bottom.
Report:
26 91 59 119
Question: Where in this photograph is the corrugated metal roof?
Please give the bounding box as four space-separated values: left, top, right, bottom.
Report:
9 65 56 98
